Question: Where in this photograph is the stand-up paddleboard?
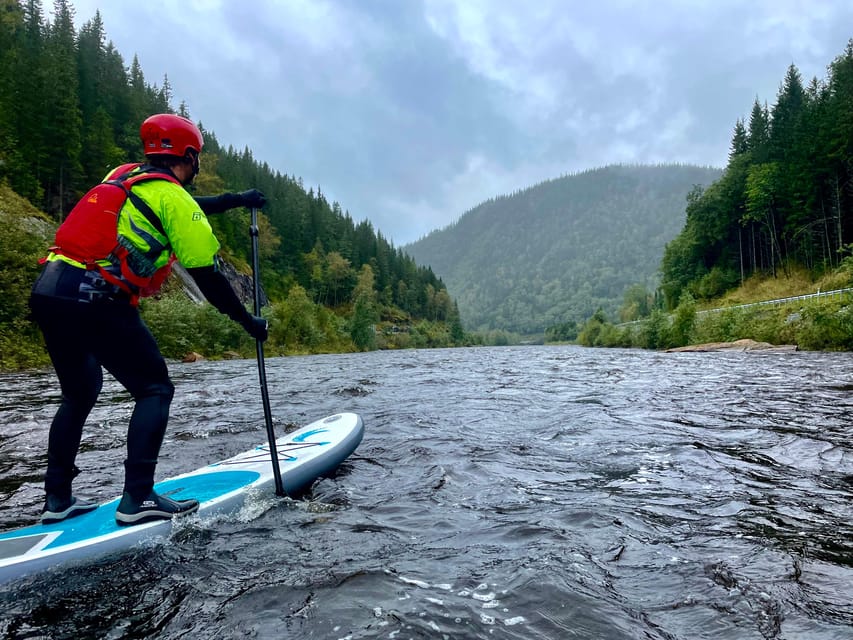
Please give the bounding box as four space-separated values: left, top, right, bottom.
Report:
0 412 363 585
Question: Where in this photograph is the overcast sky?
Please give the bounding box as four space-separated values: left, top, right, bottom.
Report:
69 0 853 246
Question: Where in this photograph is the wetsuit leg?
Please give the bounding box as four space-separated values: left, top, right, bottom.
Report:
31 289 175 501
93 305 174 499
29 296 102 499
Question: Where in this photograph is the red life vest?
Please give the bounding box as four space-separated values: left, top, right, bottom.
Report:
50 163 184 304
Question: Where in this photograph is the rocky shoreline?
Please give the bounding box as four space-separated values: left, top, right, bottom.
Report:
666 338 799 353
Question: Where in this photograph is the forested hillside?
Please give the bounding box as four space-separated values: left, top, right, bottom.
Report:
0 0 463 368
660 41 853 307
405 165 721 333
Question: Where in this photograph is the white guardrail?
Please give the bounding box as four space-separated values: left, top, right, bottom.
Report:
697 287 853 315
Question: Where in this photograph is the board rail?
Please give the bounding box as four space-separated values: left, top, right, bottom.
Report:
0 412 363 585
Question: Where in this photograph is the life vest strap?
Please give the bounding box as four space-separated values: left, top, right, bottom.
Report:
43 163 184 306
106 164 182 239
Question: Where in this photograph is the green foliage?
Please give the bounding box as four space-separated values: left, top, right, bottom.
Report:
569 280 853 352
449 302 465 343
141 294 250 359
406 164 722 334
545 320 579 342
408 320 450 348
660 225 704 308
669 293 696 347
694 266 740 300
580 291 853 352
641 309 671 350
577 309 610 347
144 284 364 359
692 308 745 344
0 184 53 368
619 284 654 322
0 319 47 369
467 329 523 347
687 299 853 351
270 285 342 353
349 264 379 351
661 39 853 304
0 1 467 370
796 300 853 350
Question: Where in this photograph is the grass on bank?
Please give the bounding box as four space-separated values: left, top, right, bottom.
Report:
577 262 853 351
704 266 852 309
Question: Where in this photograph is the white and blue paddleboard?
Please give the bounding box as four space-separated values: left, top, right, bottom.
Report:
0 412 363 585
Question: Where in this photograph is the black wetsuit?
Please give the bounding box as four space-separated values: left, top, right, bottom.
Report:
30 261 173 501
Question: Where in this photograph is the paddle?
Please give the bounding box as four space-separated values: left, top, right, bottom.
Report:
250 207 285 496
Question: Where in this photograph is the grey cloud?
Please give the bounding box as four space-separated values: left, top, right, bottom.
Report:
71 0 853 245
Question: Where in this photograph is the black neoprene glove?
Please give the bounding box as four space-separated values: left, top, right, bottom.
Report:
237 189 266 209
194 189 266 214
241 315 269 342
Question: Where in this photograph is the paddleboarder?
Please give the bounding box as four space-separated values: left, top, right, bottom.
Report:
29 114 268 526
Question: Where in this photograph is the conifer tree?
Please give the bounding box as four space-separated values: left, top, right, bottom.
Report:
746 99 770 160
0 0 463 353
729 119 748 159
8 0 48 201
77 11 124 183
0 1 28 193
43 0 83 216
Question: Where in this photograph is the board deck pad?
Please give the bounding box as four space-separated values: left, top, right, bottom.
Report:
0 412 363 584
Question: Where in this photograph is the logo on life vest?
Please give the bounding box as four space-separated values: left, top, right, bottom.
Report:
87 193 98 204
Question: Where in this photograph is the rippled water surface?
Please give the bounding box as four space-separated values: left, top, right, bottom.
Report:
0 346 851 639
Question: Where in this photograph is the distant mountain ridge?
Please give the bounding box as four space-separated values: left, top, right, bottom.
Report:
405 164 722 333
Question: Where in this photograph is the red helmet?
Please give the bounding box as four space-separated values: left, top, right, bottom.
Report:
140 113 204 157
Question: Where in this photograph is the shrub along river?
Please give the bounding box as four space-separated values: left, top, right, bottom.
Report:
0 345 850 639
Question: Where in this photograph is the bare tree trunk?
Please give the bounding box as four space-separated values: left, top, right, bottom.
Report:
752 225 757 273
739 226 744 284
767 208 788 278
59 164 64 222
835 175 844 257
822 199 832 268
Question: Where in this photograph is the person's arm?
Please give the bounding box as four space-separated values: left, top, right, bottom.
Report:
160 185 267 340
185 262 268 341
194 189 266 215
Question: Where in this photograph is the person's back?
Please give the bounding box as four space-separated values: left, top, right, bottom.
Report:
30 113 267 526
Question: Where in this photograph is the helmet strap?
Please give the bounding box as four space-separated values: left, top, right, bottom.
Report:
188 150 200 180
174 150 200 185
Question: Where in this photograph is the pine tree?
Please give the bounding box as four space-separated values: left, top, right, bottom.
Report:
77 11 123 183
7 0 47 201
824 40 853 249
770 64 811 259
43 0 83 217
769 64 805 162
101 43 133 154
0 0 29 193
729 119 748 160
746 98 770 161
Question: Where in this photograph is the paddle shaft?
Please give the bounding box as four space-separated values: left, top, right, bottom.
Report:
250 207 285 496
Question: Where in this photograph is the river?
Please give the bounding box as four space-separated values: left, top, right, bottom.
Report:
0 346 850 639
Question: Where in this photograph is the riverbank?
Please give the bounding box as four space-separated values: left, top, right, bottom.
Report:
666 338 799 353
576 283 853 352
